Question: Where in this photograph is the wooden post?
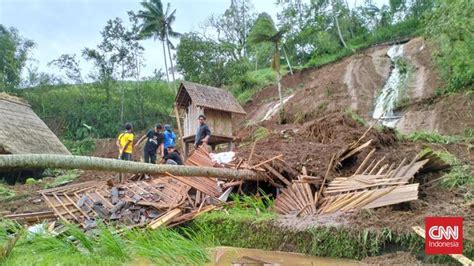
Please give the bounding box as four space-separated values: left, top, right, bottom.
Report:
173 104 186 157
184 142 190 159
227 141 234 152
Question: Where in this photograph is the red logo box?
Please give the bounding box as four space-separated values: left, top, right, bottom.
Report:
425 217 463 254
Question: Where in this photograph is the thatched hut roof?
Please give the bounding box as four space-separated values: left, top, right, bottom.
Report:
0 93 70 155
175 81 246 115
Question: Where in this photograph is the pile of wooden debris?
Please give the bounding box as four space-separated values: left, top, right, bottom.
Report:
274 139 429 216
5 148 288 230
5 137 431 228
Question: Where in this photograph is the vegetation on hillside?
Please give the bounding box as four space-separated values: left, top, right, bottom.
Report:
0 0 472 139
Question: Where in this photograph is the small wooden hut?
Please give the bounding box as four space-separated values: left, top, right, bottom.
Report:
174 81 246 155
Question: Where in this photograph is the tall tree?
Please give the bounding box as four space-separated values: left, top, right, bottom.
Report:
249 13 286 123
135 0 169 85
136 0 180 92
206 0 256 61
0 25 35 91
162 3 180 91
48 54 83 84
83 17 143 123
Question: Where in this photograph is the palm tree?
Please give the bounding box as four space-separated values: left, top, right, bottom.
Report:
249 13 286 123
136 0 180 92
136 0 170 86
162 3 181 92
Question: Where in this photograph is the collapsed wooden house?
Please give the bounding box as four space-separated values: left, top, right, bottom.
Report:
174 81 246 155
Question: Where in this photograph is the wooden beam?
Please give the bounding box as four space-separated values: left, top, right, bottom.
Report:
412 226 473 266
173 104 186 157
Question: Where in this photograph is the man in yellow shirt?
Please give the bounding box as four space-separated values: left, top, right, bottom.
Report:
116 123 134 160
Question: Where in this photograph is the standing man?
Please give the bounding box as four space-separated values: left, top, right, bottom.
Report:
116 123 134 161
194 115 211 149
163 124 176 157
135 124 164 164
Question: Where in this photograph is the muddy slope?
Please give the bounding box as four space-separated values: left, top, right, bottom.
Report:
241 37 473 135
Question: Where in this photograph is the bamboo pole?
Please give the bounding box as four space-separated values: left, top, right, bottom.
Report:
173 104 186 157
0 154 262 181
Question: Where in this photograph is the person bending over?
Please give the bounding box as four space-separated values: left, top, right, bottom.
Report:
163 145 183 165
135 124 164 164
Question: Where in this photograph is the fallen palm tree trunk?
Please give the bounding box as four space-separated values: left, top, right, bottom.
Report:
0 154 262 181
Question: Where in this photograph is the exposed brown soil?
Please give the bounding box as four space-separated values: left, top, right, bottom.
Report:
235 112 472 236
239 37 472 136
362 251 421 265
237 113 417 177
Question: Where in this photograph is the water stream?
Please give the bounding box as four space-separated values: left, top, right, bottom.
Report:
372 44 407 127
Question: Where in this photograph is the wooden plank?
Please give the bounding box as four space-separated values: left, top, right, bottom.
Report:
412 226 473 266
148 208 182 229
42 193 70 224
317 154 336 203
251 154 284 169
340 139 373 162
362 184 418 209
353 148 376 175
262 163 291 186
174 104 187 157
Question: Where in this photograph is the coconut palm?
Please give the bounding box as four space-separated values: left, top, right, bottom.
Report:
136 0 180 92
249 13 286 123
162 3 181 91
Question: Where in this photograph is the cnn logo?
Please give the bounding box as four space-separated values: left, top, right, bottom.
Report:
425 217 463 255
428 225 459 240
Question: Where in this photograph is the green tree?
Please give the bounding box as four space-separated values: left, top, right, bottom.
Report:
0 25 35 91
176 33 228 86
206 0 256 60
249 13 286 123
48 54 83 84
83 17 143 125
135 0 180 92
425 0 473 92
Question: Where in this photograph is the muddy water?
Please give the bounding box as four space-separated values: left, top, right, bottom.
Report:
262 94 294 121
372 44 407 127
208 246 358 266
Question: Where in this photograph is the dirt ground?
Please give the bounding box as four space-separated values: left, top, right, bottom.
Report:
240 37 472 136
362 251 421 265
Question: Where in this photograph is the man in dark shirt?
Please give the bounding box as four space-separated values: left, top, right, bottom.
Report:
135 124 164 164
194 114 211 148
163 145 183 165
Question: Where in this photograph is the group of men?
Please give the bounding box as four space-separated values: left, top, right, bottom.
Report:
115 114 211 165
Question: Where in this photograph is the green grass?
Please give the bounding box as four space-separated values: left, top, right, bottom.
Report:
0 220 213 265
43 170 79 189
63 138 96 155
231 68 288 104
345 109 366 126
0 184 15 200
253 126 270 142
419 148 473 189
405 131 467 144
200 193 275 223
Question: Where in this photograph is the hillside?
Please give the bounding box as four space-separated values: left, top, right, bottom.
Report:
240 37 473 136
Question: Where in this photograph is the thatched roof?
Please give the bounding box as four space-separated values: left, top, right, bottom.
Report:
175 81 246 115
0 94 70 155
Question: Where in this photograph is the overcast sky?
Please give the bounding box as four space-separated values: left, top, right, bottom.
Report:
0 0 386 81
1 0 281 80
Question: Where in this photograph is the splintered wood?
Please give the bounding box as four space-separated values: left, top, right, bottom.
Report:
35 147 227 229
275 142 428 216
29 147 288 230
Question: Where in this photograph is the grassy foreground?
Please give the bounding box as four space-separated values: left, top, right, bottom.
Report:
0 195 472 265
